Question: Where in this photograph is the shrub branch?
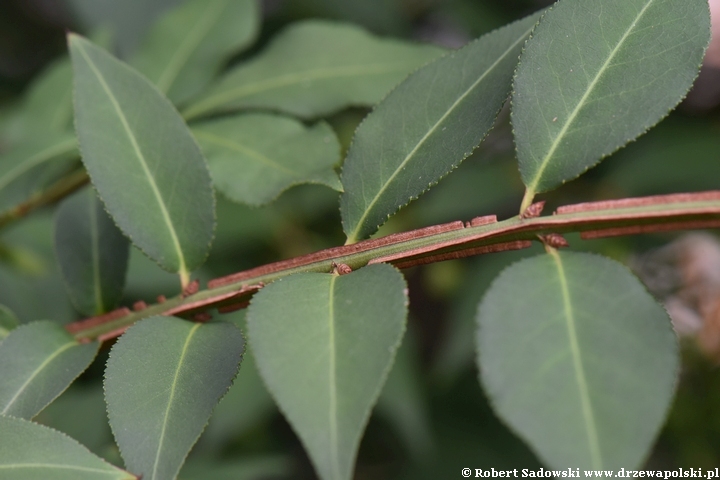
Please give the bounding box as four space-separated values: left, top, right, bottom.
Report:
64 190 720 343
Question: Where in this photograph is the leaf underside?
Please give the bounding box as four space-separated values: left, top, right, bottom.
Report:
0 415 135 480
477 251 678 469
104 316 244 480
247 264 408 480
0 320 99 420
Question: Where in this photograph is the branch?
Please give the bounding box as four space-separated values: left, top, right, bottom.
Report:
0 169 90 230
66 190 720 343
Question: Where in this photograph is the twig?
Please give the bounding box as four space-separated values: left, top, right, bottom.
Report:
65 190 720 343
0 169 89 230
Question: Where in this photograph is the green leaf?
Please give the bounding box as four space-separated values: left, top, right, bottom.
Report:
513 0 711 202
192 113 342 206
376 327 433 461
196 311 276 452
54 189 130 316
0 215 77 325
179 456 292 480
339 14 539 242
0 320 99 419
131 0 260 105
0 415 135 480
0 304 19 341
104 316 244 480
183 20 444 120
0 134 78 215
35 384 114 457
0 59 73 145
69 35 215 282
247 264 408 480
477 251 678 469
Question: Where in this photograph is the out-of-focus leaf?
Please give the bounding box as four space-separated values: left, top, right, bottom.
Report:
282 0 406 35
69 35 215 280
376 327 433 461
0 320 99 419
514 0 710 199
120 249 183 304
477 251 678 469
0 134 78 215
0 214 76 324
340 14 539 242
66 0 183 56
35 383 114 457
131 0 260 105
0 59 73 145
0 415 135 480
0 304 19 341
432 249 537 384
54 189 130 316
183 21 444 120
0 30 113 147
193 113 341 206
179 456 292 480
600 117 720 196
104 316 244 480
248 264 407 480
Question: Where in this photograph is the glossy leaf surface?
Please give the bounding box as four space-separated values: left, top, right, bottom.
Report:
131 0 259 104
184 21 443 119
248 264 408 480
340 14 538 242
477 251 678 469
193 113 342 206
69 35 215 278
105 316 244 480
0 416 135 480
0 134 78 215
513 0 710 198
0 321 99 419
54 189 130 316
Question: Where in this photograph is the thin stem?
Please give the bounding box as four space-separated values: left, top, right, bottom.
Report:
66 190 720 343
519 188 535 214
0 169 90 231
179 269 190 291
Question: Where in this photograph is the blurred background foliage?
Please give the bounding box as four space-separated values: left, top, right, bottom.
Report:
1 0 719 477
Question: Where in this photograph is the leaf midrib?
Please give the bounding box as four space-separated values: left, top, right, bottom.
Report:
549 249 602 468
524 0 656 196
1 340 77 415
74 39 188 276
327 275 340 480
193 130 298 176
155 0 227 93
150 322 201 480
185 61 426 118
345 24 535 243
